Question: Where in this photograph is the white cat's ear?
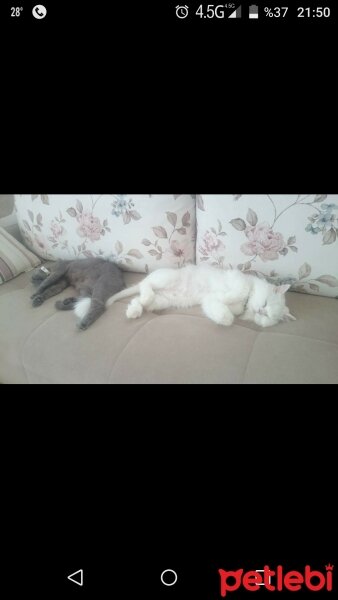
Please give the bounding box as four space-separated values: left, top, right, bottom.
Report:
282 307 296 321
274 284 291 295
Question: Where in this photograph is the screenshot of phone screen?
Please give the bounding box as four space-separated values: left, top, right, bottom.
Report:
0 1 336 598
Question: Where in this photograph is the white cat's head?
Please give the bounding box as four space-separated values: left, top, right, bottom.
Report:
249 281 296 323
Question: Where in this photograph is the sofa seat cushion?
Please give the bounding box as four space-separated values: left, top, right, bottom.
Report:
1 271 337 384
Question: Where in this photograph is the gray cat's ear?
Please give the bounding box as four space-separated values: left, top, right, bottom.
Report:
274 284 291 295
282 307 296 321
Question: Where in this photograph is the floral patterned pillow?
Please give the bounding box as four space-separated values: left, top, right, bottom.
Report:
14 195 196 272
196 195 338 298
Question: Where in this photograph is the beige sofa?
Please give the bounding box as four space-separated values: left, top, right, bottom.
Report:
1 195 338 384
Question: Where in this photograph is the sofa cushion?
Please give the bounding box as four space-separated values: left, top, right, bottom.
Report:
0 271 337 384
0 226 41 284
0 195 15 219
14 194 196 273
196 195 338 298
0 194 15 225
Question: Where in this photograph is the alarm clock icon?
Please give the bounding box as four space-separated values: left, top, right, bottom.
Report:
176 5 189 19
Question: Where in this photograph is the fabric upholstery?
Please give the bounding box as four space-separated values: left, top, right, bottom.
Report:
196 195 338 298
0 271 337 384
0 195 15 218
0 226 41 284
14 195 196 272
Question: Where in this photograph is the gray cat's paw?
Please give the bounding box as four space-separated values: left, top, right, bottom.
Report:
63 297 76 305
78 322 89 331
32 295 44 307
55 298 77 310
31 271 47 283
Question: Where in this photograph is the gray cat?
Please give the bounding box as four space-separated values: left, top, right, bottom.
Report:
31 257 125 329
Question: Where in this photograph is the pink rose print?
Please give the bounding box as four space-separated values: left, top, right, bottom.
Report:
170 239 187 258
199 230 225 256
50 221 64 239
162 239 192 266
76 212 102 242
241 222 286 261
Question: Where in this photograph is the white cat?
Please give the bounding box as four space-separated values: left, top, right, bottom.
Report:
105 265 296 327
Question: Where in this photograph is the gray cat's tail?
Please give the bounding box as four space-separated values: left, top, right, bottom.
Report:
106 284 140 307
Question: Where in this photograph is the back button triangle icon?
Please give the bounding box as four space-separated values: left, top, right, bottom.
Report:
67 569 84 586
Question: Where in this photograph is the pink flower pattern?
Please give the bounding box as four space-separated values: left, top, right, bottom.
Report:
13 194 338 295
170 240 185 257
50 221 64 239
76 212 102 242
241 222 286 261
16 197 196 269
167 239 193 266
199 230 225 256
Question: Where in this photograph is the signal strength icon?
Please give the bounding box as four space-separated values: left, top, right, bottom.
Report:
228 5 242 18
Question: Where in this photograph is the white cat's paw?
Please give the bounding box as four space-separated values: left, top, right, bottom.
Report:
203 299 235 327
254 314 276 328
219 313 235 326
229 302 245 316
126 300 143 319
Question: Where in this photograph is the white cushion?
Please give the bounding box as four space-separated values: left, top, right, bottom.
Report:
14 194 196 272
196 195 338 298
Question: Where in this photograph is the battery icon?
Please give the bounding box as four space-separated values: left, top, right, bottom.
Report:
249 4 259 18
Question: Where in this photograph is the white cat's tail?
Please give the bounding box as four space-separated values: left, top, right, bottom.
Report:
106 284 140 307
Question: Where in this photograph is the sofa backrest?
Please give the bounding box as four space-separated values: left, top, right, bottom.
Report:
13 194 338 298
197 195 338 298
14 195 196 273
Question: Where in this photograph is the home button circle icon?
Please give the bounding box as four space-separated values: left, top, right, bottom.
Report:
161 569 178 586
